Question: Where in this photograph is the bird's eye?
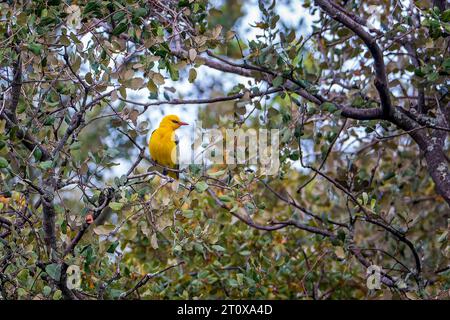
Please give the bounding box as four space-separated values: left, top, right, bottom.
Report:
171 120 178 124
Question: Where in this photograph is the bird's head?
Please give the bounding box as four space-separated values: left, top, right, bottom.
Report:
159 114 189 130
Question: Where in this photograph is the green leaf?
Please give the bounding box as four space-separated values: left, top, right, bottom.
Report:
212 245 226 252
182 210 194 218
43 116 55 126
113 12 126 22
70 141 82 151
109 289 123 298
245 202 255 212
267 107 279 118
240 250 251 256
188 68 197 83
414 68 425 77
321 102 338 113
59 35 71 46
195 181 209 193
443 58 450 71
337 229 346 242
272 76 284 88
218 195 232 202
28 43 42 55
107 241 120 253
208 169 226 177
228 278 239 287
438 231 448 243
441 9 450 22
52 290 62 300
17 288 27 298
178 0 191 8
17 12 28 26
106 148 120 158
33 148 42 161
109 202 123 211
83 1 100 15
17 269 29 284
383 172 395 181
173 244 182 253
0 157 8 168
112 22 128 36
189 164 202 175
133 8 147 19
39 161 53 170
61 219 67 235
43 286 52 296
147 80 158 94
427 72 439 82
362 192 369 205
286 30 296 43
39 16 57 27
93 224 115 236
45 263 62 281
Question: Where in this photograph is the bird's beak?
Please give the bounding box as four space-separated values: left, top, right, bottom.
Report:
178 121 189 126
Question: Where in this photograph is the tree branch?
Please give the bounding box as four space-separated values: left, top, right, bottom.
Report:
41 194 57 254
63 187 115 257
315 0 393 118
120 261 185 299
172 49 384 121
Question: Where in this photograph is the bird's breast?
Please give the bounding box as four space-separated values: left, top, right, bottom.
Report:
149 129 177 166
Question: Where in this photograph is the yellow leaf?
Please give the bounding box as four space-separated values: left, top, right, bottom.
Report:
152 73 165 85
188 68 197 83
405 292 419 300
212 25 223 39
129 77 144 90
188 48 197 62
150 233 159 249
334 246 345 259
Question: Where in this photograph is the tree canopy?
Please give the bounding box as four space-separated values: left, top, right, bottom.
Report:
0 0 449 300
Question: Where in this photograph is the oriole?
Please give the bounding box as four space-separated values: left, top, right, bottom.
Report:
149 115 188 179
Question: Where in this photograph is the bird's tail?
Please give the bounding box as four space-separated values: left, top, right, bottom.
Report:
168 171 178 179
162 167 179 179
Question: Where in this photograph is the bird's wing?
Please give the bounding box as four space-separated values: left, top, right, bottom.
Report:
149 129 158 164
173 133 180 179
150 129 179 179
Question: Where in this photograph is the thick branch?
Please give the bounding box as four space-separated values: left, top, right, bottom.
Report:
173 49 383 121
392 108 450 206
120 87 283 113
5 53 22 122
315 0 393 117
0 52 51 160
41 194 57 254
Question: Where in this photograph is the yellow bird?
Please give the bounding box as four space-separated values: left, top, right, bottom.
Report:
149 115 188 179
